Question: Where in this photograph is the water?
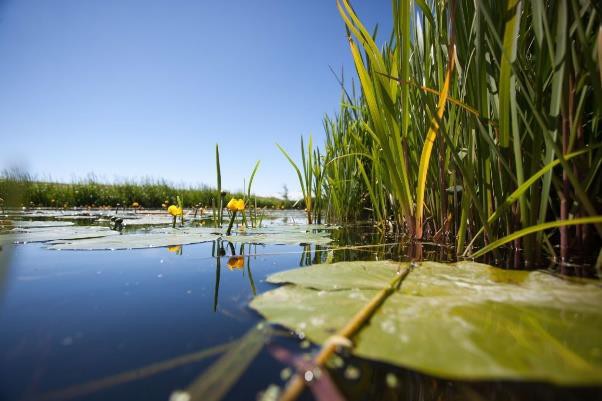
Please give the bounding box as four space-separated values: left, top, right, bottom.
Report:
0 212 600 401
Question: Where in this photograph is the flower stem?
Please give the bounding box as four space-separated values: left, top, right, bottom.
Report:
226 211 237 235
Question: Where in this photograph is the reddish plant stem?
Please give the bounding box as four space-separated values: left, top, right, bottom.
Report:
560 75 573 269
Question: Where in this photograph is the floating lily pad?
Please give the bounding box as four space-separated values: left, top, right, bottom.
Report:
96 215 175 226
54 215 100 221
1 226 120 243
223 231 332 245
0 220 75 228
9 210 97 218
47 228 220 250
250 260 602 385
30 222 335 250
223 224 335 245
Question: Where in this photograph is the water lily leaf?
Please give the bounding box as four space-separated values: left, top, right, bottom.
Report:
97 215 177 226
223 231 332 246
11 210 108 220
35 223 335 250
54 215 100 221
250 260 602 385
0 220 75 228
1 226 120 244
266 260 400 290
213 223 335 245
47 229 220 250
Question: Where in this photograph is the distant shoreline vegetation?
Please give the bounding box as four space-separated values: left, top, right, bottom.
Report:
0 172 289 210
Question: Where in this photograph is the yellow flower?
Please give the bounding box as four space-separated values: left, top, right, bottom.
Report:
167 205 182 216
226 198 236 211
227 256 245 270
235 199 245 211
226 198 245 212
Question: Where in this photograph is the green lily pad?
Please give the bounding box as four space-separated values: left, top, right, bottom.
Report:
96 214 184 226
223 231 332 245
223 224 334 245
250 260 602 385
1 226 119 243
40 221 332 250
1 220 75 228
47 228 220 250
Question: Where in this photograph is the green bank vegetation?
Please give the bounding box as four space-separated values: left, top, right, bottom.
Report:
0 170 287 211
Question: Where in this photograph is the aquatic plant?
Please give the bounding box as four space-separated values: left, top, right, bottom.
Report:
214 144 224 227
243 160 262 228
277 136 325 224
252 260 602 399
283 0 602 267
167 203 183 228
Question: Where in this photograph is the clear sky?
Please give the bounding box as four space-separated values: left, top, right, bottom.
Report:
0 0 391 197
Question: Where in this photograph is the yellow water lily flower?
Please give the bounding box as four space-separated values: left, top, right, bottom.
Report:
227 256 245 270
167 205 183 216
235 199 245 211
226 198 245 212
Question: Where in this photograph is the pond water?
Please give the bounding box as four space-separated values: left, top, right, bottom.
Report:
0 210 600 401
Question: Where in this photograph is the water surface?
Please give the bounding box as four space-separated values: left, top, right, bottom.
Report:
0 211 600 401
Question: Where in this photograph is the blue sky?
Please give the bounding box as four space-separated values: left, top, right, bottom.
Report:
0 0 391 197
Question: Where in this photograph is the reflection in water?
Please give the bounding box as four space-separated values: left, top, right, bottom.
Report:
227 256 244 270
212 240 259 312
167 245 183 255
298 244 331 267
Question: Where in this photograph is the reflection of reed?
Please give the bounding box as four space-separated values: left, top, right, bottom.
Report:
299 244 311 266
212 241 258 311
246 252 256 296
212 239 223 312
30 342 233 401
213 254 221 312
0 238 11 302
181 324 270 401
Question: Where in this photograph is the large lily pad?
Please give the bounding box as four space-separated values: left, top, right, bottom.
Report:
250 260 602 385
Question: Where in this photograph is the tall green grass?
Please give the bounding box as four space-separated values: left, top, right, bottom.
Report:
280 0 601 265
277 136 327 224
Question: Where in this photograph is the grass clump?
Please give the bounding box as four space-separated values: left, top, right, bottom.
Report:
279 0 601 267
